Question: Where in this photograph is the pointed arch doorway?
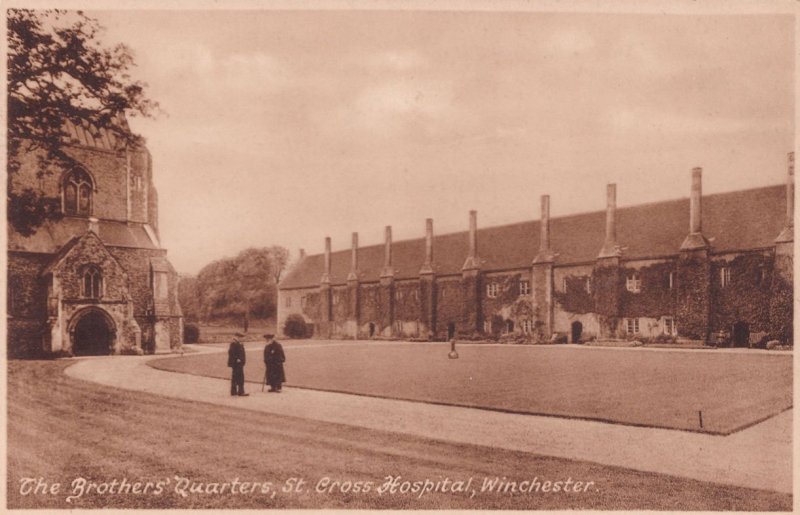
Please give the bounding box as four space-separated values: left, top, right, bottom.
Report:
70 308 116 356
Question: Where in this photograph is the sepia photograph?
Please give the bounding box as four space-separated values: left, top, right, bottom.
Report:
3 0 795 511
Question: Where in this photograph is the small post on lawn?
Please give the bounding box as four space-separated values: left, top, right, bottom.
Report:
448 338 459 359
698 410 703 429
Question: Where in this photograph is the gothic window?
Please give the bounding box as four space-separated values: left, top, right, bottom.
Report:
720 267 731 288
626 272 641 293
64 169 94 216
82 266 102 299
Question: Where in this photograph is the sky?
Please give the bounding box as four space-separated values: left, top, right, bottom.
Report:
85 6 794 275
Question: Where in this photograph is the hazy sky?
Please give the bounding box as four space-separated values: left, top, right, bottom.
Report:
88 7 794 275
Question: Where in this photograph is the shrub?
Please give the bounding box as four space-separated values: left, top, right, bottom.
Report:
284 314 310 339
184 323 200 344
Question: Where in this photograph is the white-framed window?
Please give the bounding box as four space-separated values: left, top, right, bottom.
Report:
666 271 674 290
332 294 338 305
486 283 499 298
395 290 403 300
393 320 403 334
720 267 731 288
585 277 592 294
519 279 531 296
626 272 641 293
562 277 568 293
662 316 676 336
625 318 639 334
483 320 491 333
521 319 534 334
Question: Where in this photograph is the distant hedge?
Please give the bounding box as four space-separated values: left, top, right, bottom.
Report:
284 314 311 339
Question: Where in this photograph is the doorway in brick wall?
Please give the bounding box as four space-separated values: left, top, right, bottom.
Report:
732 321 750 348
571 321 583 343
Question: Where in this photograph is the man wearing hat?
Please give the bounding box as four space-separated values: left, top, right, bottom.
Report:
263 334 286 392
227 333 249 396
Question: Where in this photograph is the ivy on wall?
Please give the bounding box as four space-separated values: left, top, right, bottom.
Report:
769 253 793 343
620 262 676 318
709 252 772 336
592 263 622 318
394 281 421 320
553 275 593 314
676 251 710 340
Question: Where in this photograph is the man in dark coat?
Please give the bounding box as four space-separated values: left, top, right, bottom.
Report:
263 334 286 392
227 333 249 396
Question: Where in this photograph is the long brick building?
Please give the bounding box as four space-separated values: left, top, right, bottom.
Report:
278 157 794 346
7 120 183 358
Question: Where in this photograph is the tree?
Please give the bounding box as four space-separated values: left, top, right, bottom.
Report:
191 246 289 324
7 9 159 235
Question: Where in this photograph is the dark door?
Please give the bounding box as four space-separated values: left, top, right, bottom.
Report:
447 323 456 340
368 323 375 338
732 321 750 348
571 321 583 343
73 312 114 356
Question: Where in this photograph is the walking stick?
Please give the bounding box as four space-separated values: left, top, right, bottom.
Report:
262 368 267 392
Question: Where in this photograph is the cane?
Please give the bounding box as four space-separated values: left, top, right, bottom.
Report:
262 368 267 392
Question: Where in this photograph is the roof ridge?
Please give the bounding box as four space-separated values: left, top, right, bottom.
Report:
307 183 785 258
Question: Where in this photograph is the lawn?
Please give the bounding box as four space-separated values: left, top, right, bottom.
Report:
155 342 792 434
6 360 792 510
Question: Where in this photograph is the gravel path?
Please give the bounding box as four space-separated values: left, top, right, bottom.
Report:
65 345 792 494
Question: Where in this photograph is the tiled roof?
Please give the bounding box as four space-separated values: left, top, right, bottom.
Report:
280 184 787 289
62 117 129 151
8 217 159 254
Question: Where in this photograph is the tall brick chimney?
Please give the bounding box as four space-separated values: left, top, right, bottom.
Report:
321 236 331 284
598 184 620 258
420 218 434 274
380 226 394 278
534 195 554 263
680 167 709 250
776 152 794 243
462 210 480 270
347 232 359 281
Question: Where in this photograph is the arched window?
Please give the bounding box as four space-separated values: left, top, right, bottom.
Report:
64 169 93 216
82 266 102 299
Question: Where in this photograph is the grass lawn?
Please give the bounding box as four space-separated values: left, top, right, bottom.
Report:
6 360 791 510
157 342 792 434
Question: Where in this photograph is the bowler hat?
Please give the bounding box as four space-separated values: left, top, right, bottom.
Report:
263 333 275 339
234 332 246 338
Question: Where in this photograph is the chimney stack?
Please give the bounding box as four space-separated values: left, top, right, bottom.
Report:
680 167 709 250
598 184 619 258
462 210 480 270
380 225 394 278
298 248 306 261
347 232 359 281
534 195 555 263
776 152 795 243
321 236 331 284
420 218 434 274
